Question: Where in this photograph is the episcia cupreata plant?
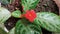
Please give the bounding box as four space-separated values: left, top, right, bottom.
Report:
0 0 60 34
11 0 60 34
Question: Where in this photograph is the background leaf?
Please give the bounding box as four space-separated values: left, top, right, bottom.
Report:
0 0 9 5
9 27 15 34
0 7 11 23
0 28 8 34
0 22 8 34
21 0 40 11
0 7 11 34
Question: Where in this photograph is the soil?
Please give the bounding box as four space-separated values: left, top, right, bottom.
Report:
35 0 59 15
4 0 59 34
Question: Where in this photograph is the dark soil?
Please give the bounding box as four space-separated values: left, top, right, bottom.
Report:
35 0 59 15
4 0 59 34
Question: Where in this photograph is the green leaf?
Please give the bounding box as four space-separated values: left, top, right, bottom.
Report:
0 20 8 34
0 28 8 34
21 0 40 11
15 19 42 34
9 27 15 34
0 0 9 5
0 7 11 23
34 12 60 32
0 7 11 34
12 10 21 18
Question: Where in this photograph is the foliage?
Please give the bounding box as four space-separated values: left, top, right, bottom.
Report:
9 27 15 34
0 7 11 23
15 19 42 34
21 0 40 11
34 12 60 32
0 0 9 5
0 0 60 34
0 7 11 34
12 10 21 18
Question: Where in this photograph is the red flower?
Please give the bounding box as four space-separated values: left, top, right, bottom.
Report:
24 10 36 22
